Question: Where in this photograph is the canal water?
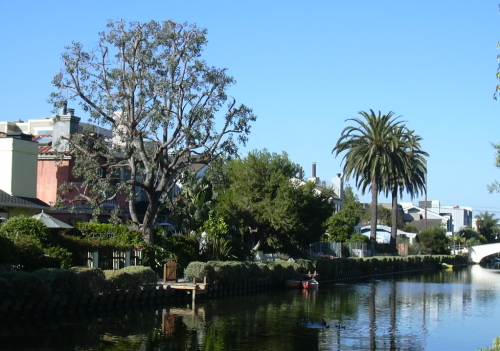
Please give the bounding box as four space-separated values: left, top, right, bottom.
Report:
1 265 500 350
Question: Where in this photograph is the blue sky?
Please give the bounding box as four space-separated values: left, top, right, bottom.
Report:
0 0 499 213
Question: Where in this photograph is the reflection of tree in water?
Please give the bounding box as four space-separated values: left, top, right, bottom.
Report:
3 268 496 351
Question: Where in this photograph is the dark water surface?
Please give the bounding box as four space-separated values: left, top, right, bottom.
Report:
1 266 500 350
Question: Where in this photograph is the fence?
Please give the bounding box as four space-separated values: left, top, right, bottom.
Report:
309 242 369 258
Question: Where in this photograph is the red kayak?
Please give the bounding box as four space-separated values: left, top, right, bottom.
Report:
302 278 319 289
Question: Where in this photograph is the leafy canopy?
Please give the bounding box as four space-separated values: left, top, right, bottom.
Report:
50 20 256 242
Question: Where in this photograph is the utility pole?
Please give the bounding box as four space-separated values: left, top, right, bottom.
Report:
424 165 428 230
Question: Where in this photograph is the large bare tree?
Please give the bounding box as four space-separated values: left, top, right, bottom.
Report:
51 20 256 243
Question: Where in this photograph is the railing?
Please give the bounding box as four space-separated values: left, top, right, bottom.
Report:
309 242 369 258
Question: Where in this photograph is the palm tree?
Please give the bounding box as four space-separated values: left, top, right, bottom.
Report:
333 110 403 253
385 128 428 252
475 211 499 242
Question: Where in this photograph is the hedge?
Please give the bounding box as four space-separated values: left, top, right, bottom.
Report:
103 266 157 290
315 255 468 281
185 256 467 286
0 265 158 304
184 259 314 286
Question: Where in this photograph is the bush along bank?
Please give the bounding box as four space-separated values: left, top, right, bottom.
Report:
0 266 183 318
315 255 468 282
185 260 315 297
184 255 468 297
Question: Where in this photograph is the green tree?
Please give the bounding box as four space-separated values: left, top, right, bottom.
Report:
325 187 363 242
50 20 256 244
202 214 233 260
215 150 333 256
416 227 450 254
475 211 499 242
488 144 500 193
333 110 403 252
385 128 427 251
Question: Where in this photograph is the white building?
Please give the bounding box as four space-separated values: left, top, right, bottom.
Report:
419 200 473 233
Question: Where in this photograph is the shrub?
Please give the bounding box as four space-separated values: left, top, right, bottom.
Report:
104 266 157 290
417 228 450 254
75 222 144 249
184 259 314 285
0 235 15 264
44 246 73 269
0 271 49 302
149 235 200 271
184 261 211 282
71 267 106 295
349 233 370 243
0 216 49 244
32 268 79 295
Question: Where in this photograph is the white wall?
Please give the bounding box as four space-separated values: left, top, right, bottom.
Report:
0 138 38 198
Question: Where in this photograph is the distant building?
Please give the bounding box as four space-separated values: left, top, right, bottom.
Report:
401 202 451 233
304 162 343 213
419 200 473 233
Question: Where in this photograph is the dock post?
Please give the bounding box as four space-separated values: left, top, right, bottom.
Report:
192 286 196 309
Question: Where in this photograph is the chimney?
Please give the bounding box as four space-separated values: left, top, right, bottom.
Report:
53 105 80 152
312 162 317 179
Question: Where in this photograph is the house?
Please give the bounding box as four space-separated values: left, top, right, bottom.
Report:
418 200 473 233
401 202 451 233
358 224 417 244
0 132 49 219
0 105 127 224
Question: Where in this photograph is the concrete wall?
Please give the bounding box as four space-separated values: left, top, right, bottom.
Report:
0 138 38 198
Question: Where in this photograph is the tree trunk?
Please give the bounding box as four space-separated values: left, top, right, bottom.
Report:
390 186 398 254
141 192 160 244
370 179 378 255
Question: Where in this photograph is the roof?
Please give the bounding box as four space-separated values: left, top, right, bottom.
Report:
0 190 49 210
32 211 73 229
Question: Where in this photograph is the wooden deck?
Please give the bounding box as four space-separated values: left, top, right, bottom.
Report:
162 278 208 305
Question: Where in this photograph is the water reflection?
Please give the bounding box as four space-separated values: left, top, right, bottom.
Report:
1 267 500 350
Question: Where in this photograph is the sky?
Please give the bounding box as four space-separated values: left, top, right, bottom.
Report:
0 0 499 214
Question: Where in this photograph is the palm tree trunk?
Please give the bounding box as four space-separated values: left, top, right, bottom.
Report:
390 186 398 253
370 178 378 255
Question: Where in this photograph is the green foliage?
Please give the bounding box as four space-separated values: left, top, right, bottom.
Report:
475 212 499 242
333 111 427 255
416 227 450 254
52 20 256 243
480 337 500 351
70 267 106 295
1 234 49 271
316 255 466 281
325 188 363 242
144 234 199 273
0 271 49 302
349 233 370 243
215 150 332 256
456 228 487 246
32 268 79 295
202 215 233 260
44 246 73 269
103 266 157 290
403 224 419 233
184 259 314 285
75 222 144 249
0 235 15 264
167 170 216 235
0 216 49 244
